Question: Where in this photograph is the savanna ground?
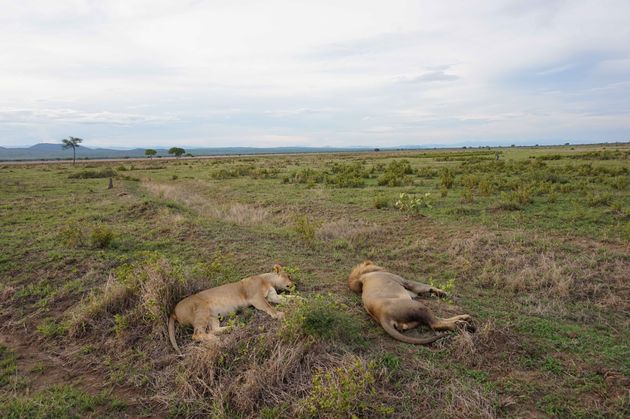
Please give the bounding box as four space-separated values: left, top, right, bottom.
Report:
1 144 629 418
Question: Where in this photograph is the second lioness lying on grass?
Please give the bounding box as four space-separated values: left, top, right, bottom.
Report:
168 264 293 353
349 261 474 344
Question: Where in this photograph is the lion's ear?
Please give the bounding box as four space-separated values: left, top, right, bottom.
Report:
363 260 373 266
273 264 282 273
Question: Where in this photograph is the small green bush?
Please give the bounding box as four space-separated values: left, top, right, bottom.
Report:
283 295 363 345
90 225 114 249
394 192 432 215
324 162 368 188
58 223 84 247
377 160 414 187
440 167 455 189
293 215 319 242
372 194 389 209
300 358 389 417
494 193 523 211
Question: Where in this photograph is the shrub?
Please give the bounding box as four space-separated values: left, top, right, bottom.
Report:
493 193 523 211
293 215 320 242
461 187 474 204
299 357 386 417
440 167 455 189
90 225 114 249
283 168 323 185
394 192 433 215
372 194 389 209
510 185 533 205
478 178 493 196
377 160 414 187
58 223 84 247
325 162 368 188
282 295 363 345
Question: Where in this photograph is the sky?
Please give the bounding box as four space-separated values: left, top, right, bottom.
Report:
1 0 629 148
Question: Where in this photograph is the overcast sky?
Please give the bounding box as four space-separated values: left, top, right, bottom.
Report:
1 0 629 148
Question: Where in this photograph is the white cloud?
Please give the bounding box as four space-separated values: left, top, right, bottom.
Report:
0 0 629 147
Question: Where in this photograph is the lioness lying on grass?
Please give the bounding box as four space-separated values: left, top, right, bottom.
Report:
349 261 473 344
168 264 293 353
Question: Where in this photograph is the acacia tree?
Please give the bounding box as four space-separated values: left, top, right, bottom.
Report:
168 147 185 158
145 149 157 159
61 137 83 165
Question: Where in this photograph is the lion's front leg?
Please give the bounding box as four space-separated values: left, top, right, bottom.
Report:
251 294 284 319
265 287 282 304
209 317 231 335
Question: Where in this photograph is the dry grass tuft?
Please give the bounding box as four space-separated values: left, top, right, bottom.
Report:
445 320 522 369
316 219 382 247
208 203 269 225
441 380 497 419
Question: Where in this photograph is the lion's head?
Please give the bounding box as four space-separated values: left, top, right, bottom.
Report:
272 264 294 291
348 260 385 293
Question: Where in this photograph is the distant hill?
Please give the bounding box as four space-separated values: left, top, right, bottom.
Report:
0 143 378 161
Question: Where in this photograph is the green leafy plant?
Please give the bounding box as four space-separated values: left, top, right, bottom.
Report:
394 192 433 215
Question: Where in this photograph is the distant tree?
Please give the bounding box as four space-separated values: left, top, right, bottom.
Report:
374 148 380 152
168 147 185 158
145 149 157 159
61 136 83 165
564 142 570 146
184 153 194 157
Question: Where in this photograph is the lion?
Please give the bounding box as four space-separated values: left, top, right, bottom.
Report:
168 264 293 354
348 261 473 344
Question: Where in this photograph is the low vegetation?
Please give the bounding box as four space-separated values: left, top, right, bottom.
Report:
0 143 628 417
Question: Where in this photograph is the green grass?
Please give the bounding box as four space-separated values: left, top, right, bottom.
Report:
0 143 628 417
0 345 17 388
0 386 125 418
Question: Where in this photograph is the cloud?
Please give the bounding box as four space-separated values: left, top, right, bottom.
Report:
0 0 629 147
0 108 178 125
395 69 459 84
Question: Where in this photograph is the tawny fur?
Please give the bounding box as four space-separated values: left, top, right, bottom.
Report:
168 264 293 354
348 260 473 344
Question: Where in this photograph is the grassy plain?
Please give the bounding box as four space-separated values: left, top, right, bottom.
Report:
0 143 628 417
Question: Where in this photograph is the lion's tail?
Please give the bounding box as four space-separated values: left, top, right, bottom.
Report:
168 313 182 355
381 320 445 345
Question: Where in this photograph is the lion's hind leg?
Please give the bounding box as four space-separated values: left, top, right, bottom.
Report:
430 314 473 332
391 301 472 332
191 310 217 342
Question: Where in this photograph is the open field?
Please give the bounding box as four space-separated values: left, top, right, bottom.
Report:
1 144 629 417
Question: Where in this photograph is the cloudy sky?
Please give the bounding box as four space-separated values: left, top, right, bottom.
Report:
1 0 629 148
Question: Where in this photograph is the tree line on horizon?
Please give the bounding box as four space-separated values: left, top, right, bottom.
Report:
61 137 187 163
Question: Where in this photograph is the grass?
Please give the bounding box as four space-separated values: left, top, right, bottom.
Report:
0 386 126 418
0 143 628 417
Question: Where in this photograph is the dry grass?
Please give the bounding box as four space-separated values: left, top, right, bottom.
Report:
447 230 630 311
143 180 268 225
441 380 497 419
316 219 382 247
